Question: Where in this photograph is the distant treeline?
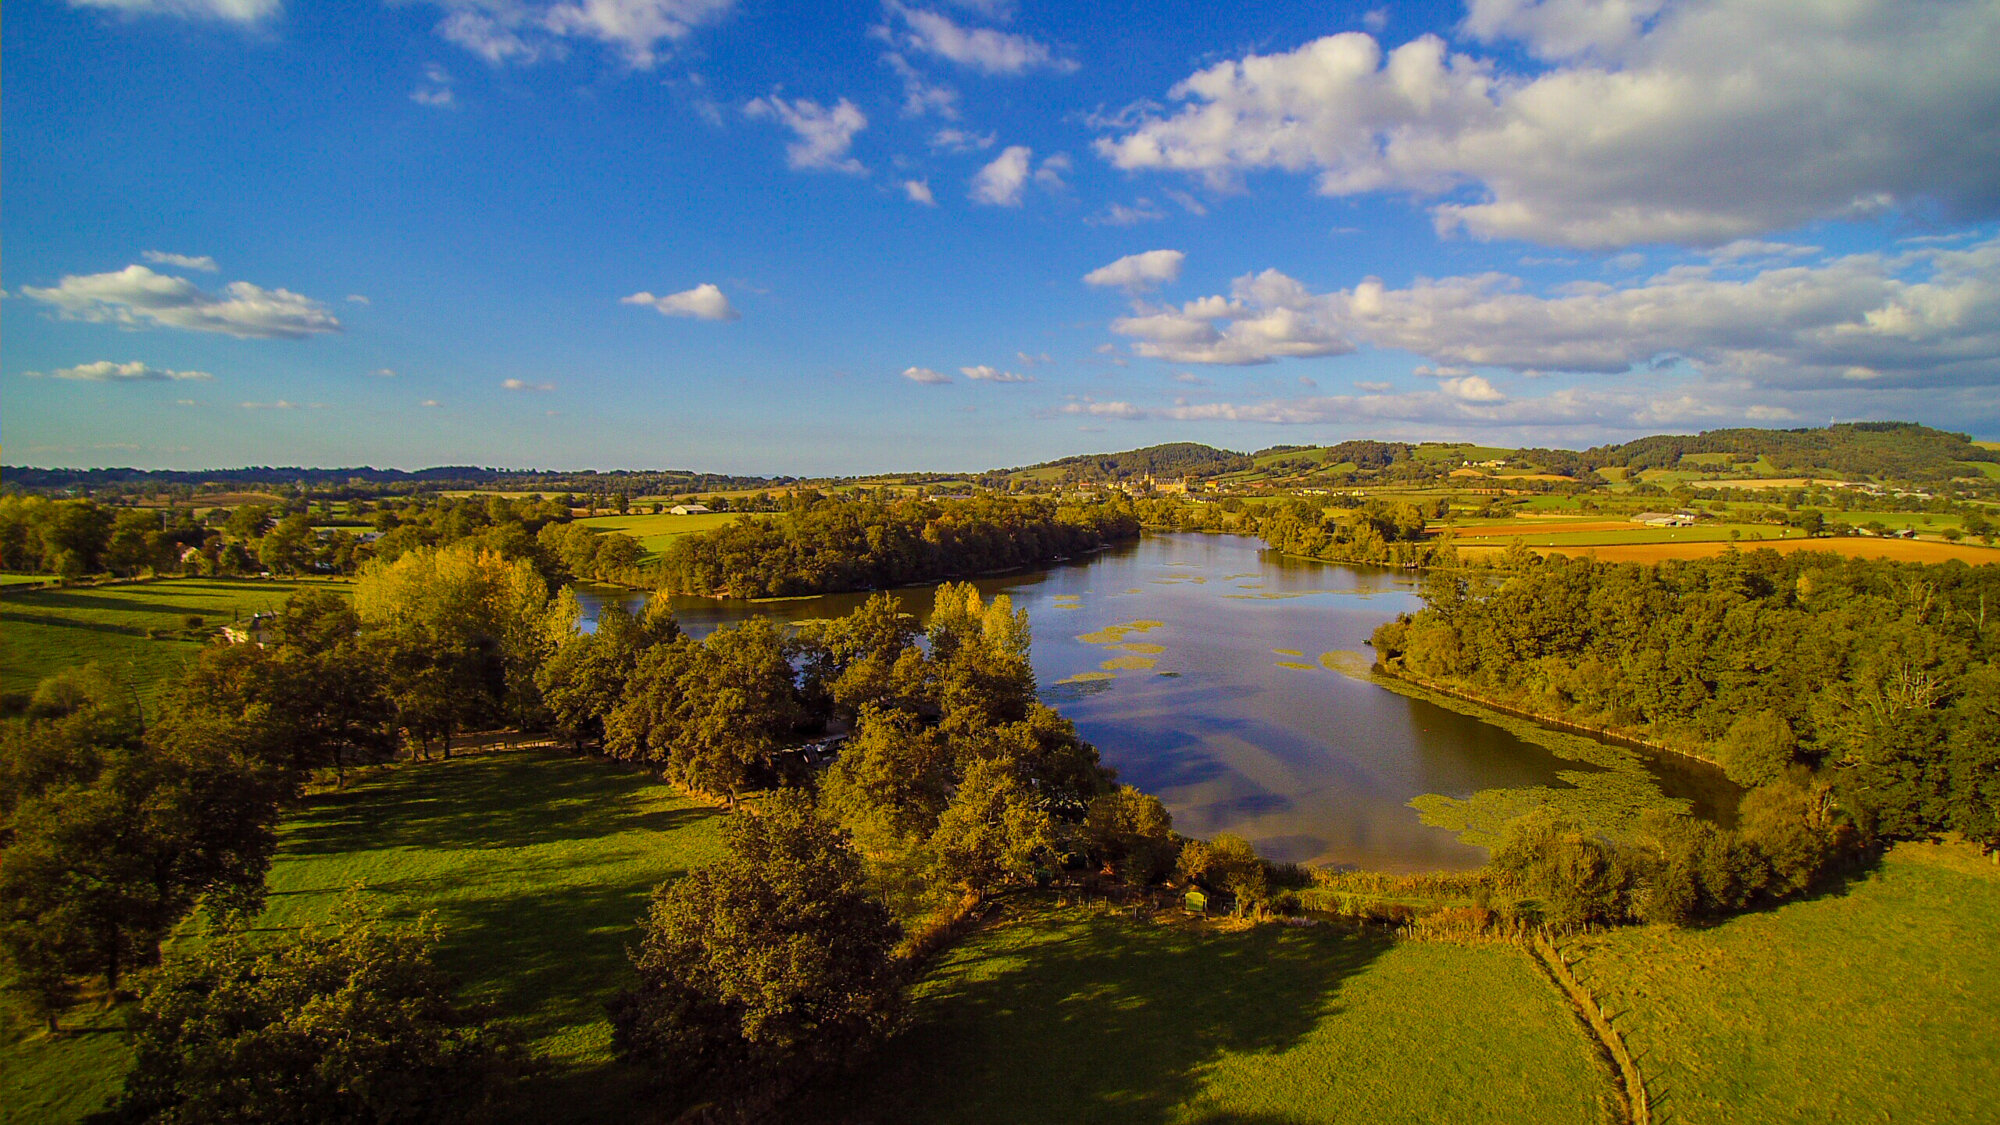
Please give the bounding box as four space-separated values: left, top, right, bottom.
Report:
1 464 785 498
1371 548 2000 847
1001 441 1252 483
654 496 1140 598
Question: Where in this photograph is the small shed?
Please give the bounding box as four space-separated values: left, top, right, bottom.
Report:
1183 889 1210 915
670 504 713 516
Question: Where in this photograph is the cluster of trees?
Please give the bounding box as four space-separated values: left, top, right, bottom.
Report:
1371 549 2000 847
655 494 1139 598
1258 497 1454 568
1001 442 1251 485
0 496 210 578
1493 777 1859 928
2 464 784 500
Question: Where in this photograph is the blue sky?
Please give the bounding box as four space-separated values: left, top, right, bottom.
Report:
7 0 1999 473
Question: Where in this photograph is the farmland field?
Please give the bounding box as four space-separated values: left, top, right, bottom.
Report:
808 908 1610 1125
0 577 349 703
1524 537 2000 565
574 510 742 559
0 748 727 1125
1563 842 2000 1125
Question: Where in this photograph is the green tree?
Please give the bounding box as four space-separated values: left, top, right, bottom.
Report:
928 757 1056 898
610 794 902 1095
121 897 512 1125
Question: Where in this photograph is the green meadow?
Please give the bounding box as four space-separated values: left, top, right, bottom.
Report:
0 578 346 705
0 748 727 1124
1562 842 2000 1125
574 510 743 560
808 909 1609 1125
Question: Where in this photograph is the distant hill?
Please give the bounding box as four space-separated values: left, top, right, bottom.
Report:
0 465 785 497
1585 422 1999 482
1002 442 1250 483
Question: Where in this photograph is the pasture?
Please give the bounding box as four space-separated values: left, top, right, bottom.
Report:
0 577 347 704
809 909 1610 1125
1563 842 2000 1124
0 748 727 1124
574 510 742 560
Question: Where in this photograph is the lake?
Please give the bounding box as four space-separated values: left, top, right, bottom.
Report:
577 533 1735 872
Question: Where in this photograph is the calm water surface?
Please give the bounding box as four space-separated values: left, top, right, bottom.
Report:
578 533 1731 872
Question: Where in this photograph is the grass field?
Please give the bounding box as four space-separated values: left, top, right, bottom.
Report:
0 577 349 704
574 510 742 560
1529 537 2000 565
1564 842 2000 1125
807 909 1609 1125
0 574 59 588
0 748 727 1124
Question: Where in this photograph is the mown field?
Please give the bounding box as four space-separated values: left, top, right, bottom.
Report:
574 510 743 560
1564 842 2000 1125
806 910 1609 1125
0 577 347 705
0 748 727 1125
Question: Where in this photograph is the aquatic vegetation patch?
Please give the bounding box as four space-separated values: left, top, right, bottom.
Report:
1119 642 1166 655
1319 651 1374 679
1054 670 1117 685
1273 648 1305 657
1101 655 1159 672
1275 661 1317 671
1075 620 1165 645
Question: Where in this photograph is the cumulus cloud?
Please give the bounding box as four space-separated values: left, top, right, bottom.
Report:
66 0 276 21
425 0 736 69
902 365 952 384
745 94 868 173
903 179 937 206
26 360 214 383
1060 398 1145 419
141 251 218 272
885 52 958 118
1083 249 1185 292
1088 200 1167 226
1097 0 2000 248
971 145 1032 206
880 2 1075 75
970 146 1065 206
1105 237 2000 388
961 364 1031 382
621 283 740 321
345 294 371 305
502 378 555 391
21 264 341 339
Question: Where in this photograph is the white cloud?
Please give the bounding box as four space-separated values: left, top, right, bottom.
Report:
881 2 1076 75
1162 188 1207 216
345 294 371 305
502 378 555 391
744 94 867 173
413 62 456 107
903 179 937 206
930 127 995 152
239 400 300 409
67 0 276 22
426 0 736 69
21 264 341 339
421 399 444 407
902 365 952 384
1061 398 1145 419
621 282 740 321
372 368 397 378
885 52 958 118
1090 200 1167 226
970 145 1032 206
1098 0 2000 248
1709 239 1821 263
26 360 214 383
141 251 218 272
1106 238 2000 388
1084 249 1185 292
961 364 1031 382
1441 374 1506 402
1016 351 1051 365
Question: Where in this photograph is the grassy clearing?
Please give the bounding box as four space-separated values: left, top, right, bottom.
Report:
1565 843 2000 1125
807 907 1608 1125
574 510 742 559
0 574 59 588
0 577 349 704
0 749 727 1124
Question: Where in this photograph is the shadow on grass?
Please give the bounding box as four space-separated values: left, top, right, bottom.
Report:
798 911 1391 1125
281 751 717 855
0 610 150 636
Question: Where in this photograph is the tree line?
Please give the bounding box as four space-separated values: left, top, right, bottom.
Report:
653 494 1139 597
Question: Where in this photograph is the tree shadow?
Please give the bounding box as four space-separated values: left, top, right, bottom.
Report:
795 910 1391 1125
0 609 151 636
280 751 718 856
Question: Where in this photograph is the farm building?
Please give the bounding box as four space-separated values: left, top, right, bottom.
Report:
669 504 713 515
1631 511 1696 527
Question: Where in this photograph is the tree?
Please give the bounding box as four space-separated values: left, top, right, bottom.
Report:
610 793 902 1095
928 757 1056 898
121 897 513 1125
1084 786 1179 885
